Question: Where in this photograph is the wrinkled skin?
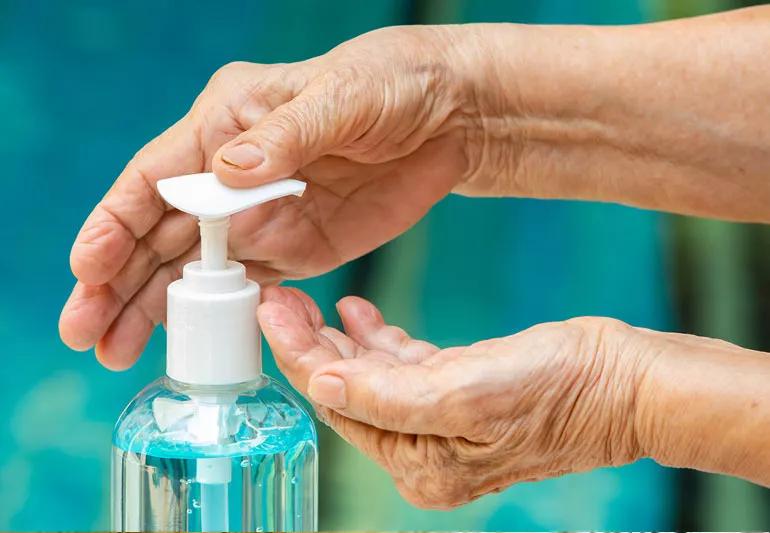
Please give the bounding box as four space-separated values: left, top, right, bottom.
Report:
258 286 650 509
58 12 770 507
59 26 489 369
57 24 654 507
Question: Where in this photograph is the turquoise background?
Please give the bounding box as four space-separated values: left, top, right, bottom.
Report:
0 0 767 529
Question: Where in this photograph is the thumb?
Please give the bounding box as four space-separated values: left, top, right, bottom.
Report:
213 80 376 187
307 358 455 436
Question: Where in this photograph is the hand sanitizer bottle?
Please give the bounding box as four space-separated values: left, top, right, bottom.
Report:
111 173 317 532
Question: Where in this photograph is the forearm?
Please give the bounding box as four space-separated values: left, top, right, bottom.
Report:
456 7 770 222
635 328 770 486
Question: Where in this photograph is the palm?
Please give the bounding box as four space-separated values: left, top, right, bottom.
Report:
259 286 643 508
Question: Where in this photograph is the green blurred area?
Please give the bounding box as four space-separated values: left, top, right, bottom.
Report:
0 0 767 530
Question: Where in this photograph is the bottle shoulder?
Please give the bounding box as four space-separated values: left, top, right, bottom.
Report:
114 375 316 458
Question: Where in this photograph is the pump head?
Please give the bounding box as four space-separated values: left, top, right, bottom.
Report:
158 173 306 271
156 172 306 385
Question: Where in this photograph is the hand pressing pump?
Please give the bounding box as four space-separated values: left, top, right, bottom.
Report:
111 173 318 533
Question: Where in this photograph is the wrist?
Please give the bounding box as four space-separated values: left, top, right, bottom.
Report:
562 317 658 467
444 22 618 198
447 22 660 202
634 330 770 486
416 23 602 198
440 23 527 197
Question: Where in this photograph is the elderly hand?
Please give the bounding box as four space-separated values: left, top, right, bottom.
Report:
60 9 770 370
58 25 506 369
258 286 655 508
259 286 770 507
58 8 770 500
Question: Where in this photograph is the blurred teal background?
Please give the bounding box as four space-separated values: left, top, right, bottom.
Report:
0 0 768 530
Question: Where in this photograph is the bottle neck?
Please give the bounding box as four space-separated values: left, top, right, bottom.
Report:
164 374 268 395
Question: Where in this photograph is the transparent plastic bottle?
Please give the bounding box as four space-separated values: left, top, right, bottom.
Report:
109 174 318 532
111 375 317 532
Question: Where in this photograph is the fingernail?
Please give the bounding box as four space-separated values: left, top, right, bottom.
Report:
308 375 347 409
221 143 264 169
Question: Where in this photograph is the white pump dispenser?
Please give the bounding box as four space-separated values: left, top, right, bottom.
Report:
157 172 306 385
112 172 317 533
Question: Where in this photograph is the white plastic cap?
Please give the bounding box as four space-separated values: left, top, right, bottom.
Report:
156 173 306 385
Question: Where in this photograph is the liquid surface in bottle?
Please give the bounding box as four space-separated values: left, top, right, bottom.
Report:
111 376 317 532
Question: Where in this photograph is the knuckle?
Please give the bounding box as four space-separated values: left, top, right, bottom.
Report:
289 345 325 374
325 65 365 93
400 490 445 510
208 61 251 87
258 106 309 166
398 490 430 509
138 238 162 272
242 64 292 100
564 316 632 355
401 480 468 510
279 98 315 137
381 325 410 350
322 66 377 117
194 62 262 118
565 316 630 336
200 61 265 108
395 436 472 510
167 257 186 284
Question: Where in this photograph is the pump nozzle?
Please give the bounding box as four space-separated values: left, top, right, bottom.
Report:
157 172 306 219
155 172 306 387
158 172 306 272
197 217 228 271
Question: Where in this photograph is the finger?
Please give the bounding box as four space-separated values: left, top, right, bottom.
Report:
59 210 198 351
95 245 199 370
107 210 198 310
261 286 325 330
59 283 120 351
318 327 401 368
262 287 397 363
337 296 439 363
212 75 378 188
96 300 155 371
307 358 452 436
70 115 201 286
317 327 359 359
258 290 341 394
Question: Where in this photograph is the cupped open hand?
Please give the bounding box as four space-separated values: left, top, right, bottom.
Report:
258 286 654 509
